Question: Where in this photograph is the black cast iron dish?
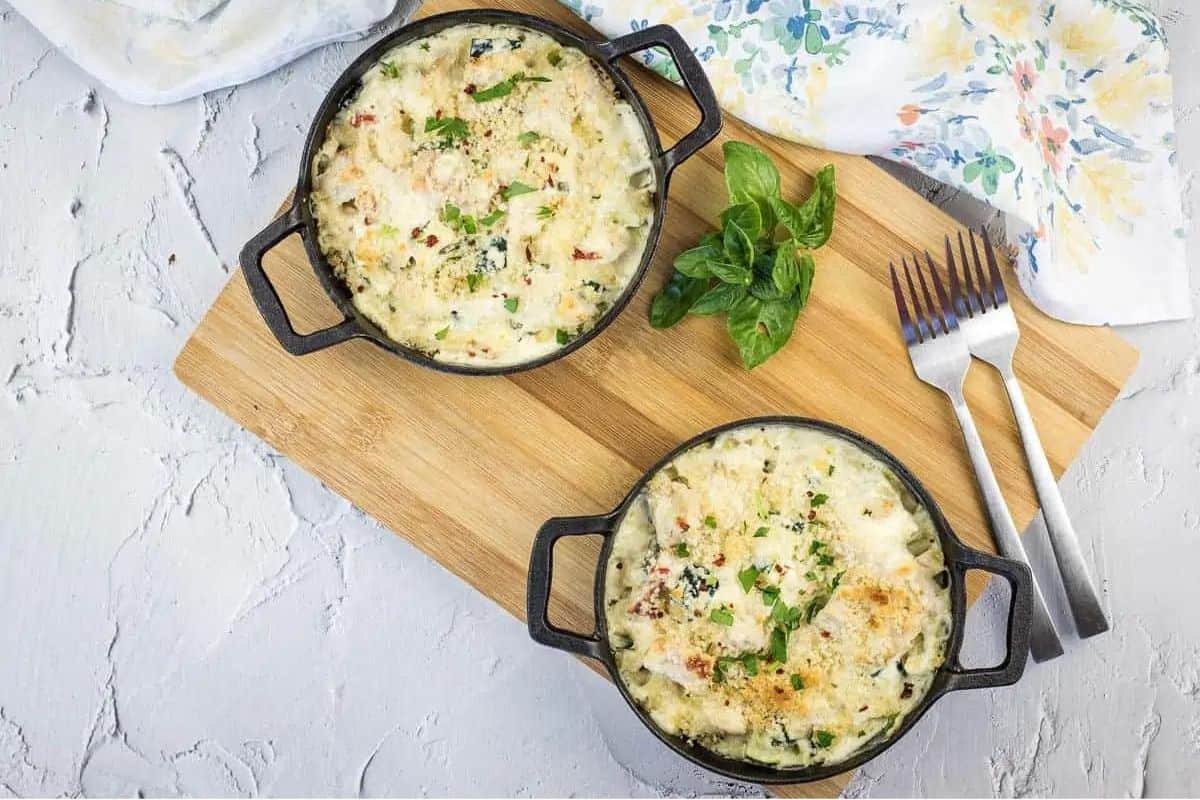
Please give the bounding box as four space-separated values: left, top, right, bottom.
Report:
527 417 1034 784
238 10 722 376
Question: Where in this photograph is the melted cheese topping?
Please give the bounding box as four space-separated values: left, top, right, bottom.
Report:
309 24 655 367
604 425 952 770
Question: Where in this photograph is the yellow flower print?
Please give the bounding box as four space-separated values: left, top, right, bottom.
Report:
1016 105 1036 141
962 1 1030 41
1052 199 1098 274
1074 152 1145 229
914 12 974 76
1053 15 1118 65
1089 60 1171 129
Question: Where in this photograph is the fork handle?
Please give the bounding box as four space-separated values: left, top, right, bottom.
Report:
999 371 1110 638
949 397 1065 662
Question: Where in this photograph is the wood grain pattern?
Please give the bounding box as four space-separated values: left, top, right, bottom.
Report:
173 0 1137 794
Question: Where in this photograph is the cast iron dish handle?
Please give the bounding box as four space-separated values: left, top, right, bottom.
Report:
239 203 362 356
942 546 1034 692
594 25 722 174
527 512 619 660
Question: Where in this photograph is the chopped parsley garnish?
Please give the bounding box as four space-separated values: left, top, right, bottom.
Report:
704 515 718 529
741 653 759 677
760 585 780 606
547 48 563 67
461 215 478 234
771 599 802 629
504 297 519 313
674 542 690 557
769 626 788 663
472 72 551 102
423 116 469 145
478 209 506 227
434 326 449 341
536 205 555 220
502 181 537 200
810 493 829 507
555 328 571 345
804 593 830 624
813 730 836 748
790 673 805 690
753 526 769 538
440 202 461 226
737 566 760 593
827 465 835 476
380 60 401 79
518 130 541 146
466 273 483 292
809 539 826 555
817 552 835 567
709 606 734 626
805 570 818 582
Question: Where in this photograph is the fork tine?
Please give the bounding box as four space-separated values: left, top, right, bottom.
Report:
925 250 959 331
943 237 969 320
901 256 932 341
979 226 1009 305
889 263 918 345
912 252 944 336
957 231 981 316
967 230 994 310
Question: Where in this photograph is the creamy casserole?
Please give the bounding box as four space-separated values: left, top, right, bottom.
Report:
308 23 655 367
604 425 952 769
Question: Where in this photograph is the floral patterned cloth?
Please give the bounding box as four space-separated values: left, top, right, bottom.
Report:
563 0 1190 324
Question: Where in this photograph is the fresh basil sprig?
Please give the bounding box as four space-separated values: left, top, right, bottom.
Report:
650 142 836 369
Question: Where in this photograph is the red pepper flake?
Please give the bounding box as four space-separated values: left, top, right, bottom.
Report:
435 109 443 120
523 276 532 286
467 349 476 357
685 655 711 679
424 234 439 247
808 510 817 520
483 129 493 137
819 630 831 638
859 705 869 712
675 516 690 532
350 112 376 127
410 227 423 239
901 683 914 699
713 553 726 567
572 247 600 260
464 84 476 95
525 244 533 262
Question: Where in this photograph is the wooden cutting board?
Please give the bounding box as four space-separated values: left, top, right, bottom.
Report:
174 0 1137 793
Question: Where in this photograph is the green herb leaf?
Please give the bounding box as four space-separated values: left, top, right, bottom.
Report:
804 593 830 624
769 626 788 663
725 294 801 369
536 205 555 219
811 493 829 507
754 526 770 538
547 49 563 67
674 542 690 557
737 566 760 593
690 282 746 317
380 60 401 79
461 215 478 234
424 116 469 143
472 78 515 102
790 673 805 691
772 244 801 295
704 515 718 529
769 164 836 249
723 141 781 231
650 270 708 328
466 273 483 292
827 464 835 477
673 238 723 279
741 653 759 677
502 181 537 200
796 252 816 306
478 209 506 227
440 202 461 226
761 585 781 606
721 202 761 266
504 297 519 313
709 606 734 626
817 552 835 566
809 540 825 554
518 130 541 146
434 326 449 340
813 730 836 748
555 328 571 345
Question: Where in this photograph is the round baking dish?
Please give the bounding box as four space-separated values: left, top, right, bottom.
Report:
238 10 722 375
526 416 1033 783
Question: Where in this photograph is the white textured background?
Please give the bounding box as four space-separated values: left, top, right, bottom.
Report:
1 1 1198 796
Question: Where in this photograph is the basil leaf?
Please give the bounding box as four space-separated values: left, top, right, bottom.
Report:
797 252 816 306
723 141 780 231
709 606 734 626
650 270 708 328
690 282 746 316
769 164 836 249
708 258 753 286
741 653 759 677
673 239 724 279
773 245 801 295
472 78 514 102
725 294 801 369
502 181 537 200
790 673 805 690
737 566 760 593
769 626 788 663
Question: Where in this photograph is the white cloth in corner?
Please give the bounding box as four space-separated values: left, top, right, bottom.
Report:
6 0 401 105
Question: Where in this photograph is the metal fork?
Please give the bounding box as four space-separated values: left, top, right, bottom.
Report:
890 254 1064 662
946 230 1109 638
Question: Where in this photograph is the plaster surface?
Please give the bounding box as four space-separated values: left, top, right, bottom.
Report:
1 1 1199 796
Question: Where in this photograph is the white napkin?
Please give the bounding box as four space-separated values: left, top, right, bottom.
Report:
566 0 1190 325
6 0 401 105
